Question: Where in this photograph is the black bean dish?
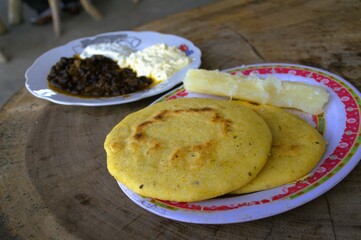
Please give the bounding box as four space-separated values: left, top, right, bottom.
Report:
47 55 154 97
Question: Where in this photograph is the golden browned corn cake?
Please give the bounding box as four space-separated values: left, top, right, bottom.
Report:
105 98 272 202
231 101 327 194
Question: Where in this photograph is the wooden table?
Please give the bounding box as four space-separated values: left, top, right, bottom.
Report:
1 0 361 239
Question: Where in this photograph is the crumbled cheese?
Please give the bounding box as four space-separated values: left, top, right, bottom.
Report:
121 43 191 82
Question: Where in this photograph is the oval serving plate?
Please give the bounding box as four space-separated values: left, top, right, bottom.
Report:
117 63 361 224
25 31 201 106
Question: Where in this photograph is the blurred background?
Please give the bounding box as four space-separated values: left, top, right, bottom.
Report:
0 0 216 107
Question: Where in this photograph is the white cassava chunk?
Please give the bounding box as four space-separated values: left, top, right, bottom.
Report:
183 69 329 114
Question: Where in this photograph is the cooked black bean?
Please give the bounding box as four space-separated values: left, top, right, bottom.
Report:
47 55 154 97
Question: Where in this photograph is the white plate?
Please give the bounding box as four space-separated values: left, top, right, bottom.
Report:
117 63 361 224
25 31 201 106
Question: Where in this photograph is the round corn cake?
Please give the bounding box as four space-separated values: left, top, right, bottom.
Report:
231 101 327 194
105 98 272 202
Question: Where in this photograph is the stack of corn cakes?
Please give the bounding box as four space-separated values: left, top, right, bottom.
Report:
105 98 326 202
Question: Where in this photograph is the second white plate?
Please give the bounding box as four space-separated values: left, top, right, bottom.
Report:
25 31 201 106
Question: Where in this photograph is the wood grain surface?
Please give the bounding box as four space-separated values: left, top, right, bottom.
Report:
1 0 361 239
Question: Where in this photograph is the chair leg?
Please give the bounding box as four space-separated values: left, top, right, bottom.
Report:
79 0 102 20
48 0 61 36
8 0 23 26
0 18 7 35
0 49 8 63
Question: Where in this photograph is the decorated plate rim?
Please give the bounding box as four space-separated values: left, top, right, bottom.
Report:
117 63 361 224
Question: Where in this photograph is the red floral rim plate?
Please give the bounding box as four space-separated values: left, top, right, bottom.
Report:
117 63 361 224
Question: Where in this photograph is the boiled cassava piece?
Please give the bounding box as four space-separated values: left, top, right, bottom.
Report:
183 69 330 115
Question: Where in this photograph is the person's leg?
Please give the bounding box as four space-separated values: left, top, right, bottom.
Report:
22 0 81 25
61 0 81 14
61 0 80 5
22 0 52 25
22 0 49 15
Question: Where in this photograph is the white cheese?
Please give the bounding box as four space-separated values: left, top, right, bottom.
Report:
79 43 191 82
79 43 134 65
